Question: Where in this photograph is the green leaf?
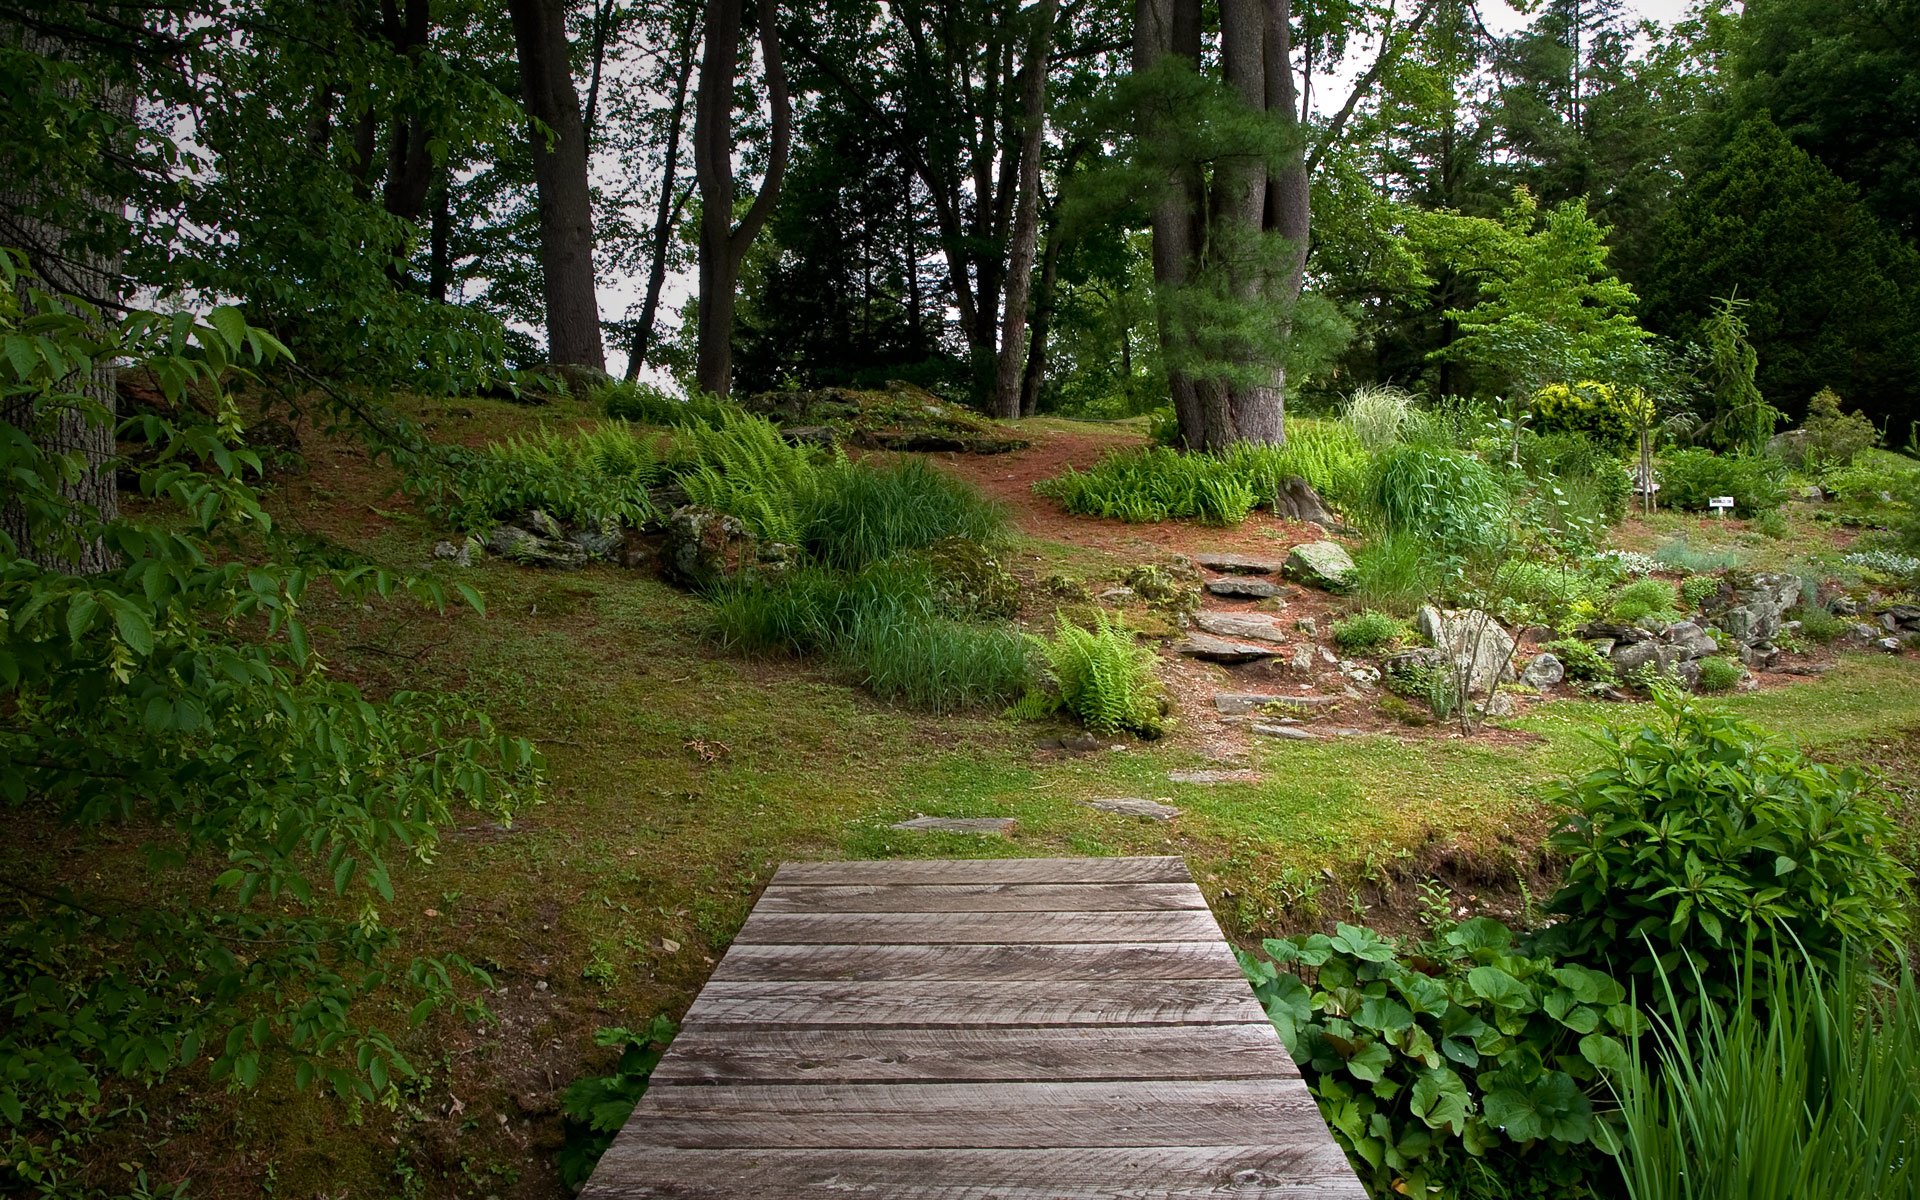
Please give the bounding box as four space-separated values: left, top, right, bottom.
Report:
1409 1068 1471 1134
207 306 248 352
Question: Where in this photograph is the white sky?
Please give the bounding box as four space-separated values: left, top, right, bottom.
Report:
599 0 1702 379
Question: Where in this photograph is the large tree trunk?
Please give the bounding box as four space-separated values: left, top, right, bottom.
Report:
1 25 131 573
624 12 699 381
1134 0 1205 447
1018 200 1064 417
508 0 607 370
380 0 435 225
693 0 790 398
990 0 1057 419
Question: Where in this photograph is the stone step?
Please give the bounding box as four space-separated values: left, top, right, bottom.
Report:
1083 797 1181 821
1205 578 1287 600
1176 633 1282 663
1195 551 1285 575
1192 611 1289 643
890 816 1016 835
1214 692 1345 715
1167 769 1263 785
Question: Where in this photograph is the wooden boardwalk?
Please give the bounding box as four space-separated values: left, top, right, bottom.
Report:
582 856 1364 1198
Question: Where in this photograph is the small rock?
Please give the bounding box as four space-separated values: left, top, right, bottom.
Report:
660 505 751 589
527 509 566 541
1168 769 1262 784
1213 692 1343 715
1877 637 1904 654
1193 611 1289 643
432 538 474 567
1289 644 1317 674
1664 621 1719 660
533 980 549 992
1799 484 1825 501
1320 727 1370 737
1847 622 1878 642
661 938 681 953
1282 540 1357 592
1340 661 1381 687
1294 617 1317 637
1177 633 1283 664
1195 551 1285 575
1828 595 1859 617
1739 643 1781 670
890 816 1016 835
1611 640 1665 674
781 425 837 449
1085 797 1181 821
568 519 623 562
1317 646 1339 666
1520 652 1564 688
1251 722 1320 740
1480 691 1520 718
1098 587 1137 602
1205 577 1286 599
487 524 588 568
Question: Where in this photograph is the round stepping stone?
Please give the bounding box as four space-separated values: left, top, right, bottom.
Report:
1195 552 1285 575
890 816 1016 835
1205 578 1286 599
1176 633 1281 664
1084 797 1181 821
1192 611 1289 643
1168 769 1263 785
1251 722 1320 740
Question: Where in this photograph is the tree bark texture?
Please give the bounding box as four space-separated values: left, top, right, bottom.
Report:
990 0 1057 418
508 0 607 370
1 24 131 573
693 0 790 398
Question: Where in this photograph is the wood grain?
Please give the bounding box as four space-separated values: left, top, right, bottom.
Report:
771 856 1192 886
733 908 1225 945
583 1144 1368 1198
650 1023 1299 1085
755 881 1208 913
680 978 1269 1028
708 939 1243 982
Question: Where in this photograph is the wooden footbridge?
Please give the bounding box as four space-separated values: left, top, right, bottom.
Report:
581 856 1364 1198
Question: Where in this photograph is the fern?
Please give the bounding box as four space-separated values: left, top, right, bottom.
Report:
1027 611 1166 737
673 411 826 543
425 422 667 532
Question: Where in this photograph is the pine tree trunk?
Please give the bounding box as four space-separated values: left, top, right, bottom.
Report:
1019 209 1064 417
508 0 607 370
624 13 698 381
1134 0 1204 447
991 0 1057 419
1 25 130 574
693 0 789 399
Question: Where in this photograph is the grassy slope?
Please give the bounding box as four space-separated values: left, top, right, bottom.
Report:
75 396 1920 1197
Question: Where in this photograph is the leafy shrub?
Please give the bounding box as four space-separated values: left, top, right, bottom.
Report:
1611 579 1682 625
1651 537 1744 573
1545 699 1912 1015
1026 611 1165 736
600 379 733 428
1785 388 1878 473
1678 575 1721 610
1613 953 1920 1200
1531 380 1654 451
1521 431 1632 522
1785 604 1847 645
1035 446 1257 525
1657 448 1787 515
1351 533 1450 615
1333 610 1408 652
1363 445 1510 552
923 537 1021 621
430 423 668 532
1820 456 1915 506
1541 637 1615 683
558 1019 676 1189
1842 549 1920 582
1241 918 1642 1199
1384 654 1460 719
803 458 1006 570
1693 656 1743 693
676 411 826 542
1343 384 1422 451
1592 548 1659 577
1750 509 1788 539
1491 559 1606 624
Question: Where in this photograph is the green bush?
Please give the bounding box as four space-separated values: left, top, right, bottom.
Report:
1522 431 1632 521
1363 444 1510 552
923 537 1021 621
1342 384 1423 451
803 458 1006 570
1612 953 1920 1200
1541 637 1615 683
1491 559 1607 624
1786 604 1848 645
1241 918 1642 1199
1678 575 1722 610
600 379 733 428
1531 380 1655 451
676 412 826 543
1651 537 1745 573
1025 611 1165 736
557 1019 676 1189
1693 656 1743 693
430 423 667 532
1785 388 1878 473
1351 533 1450 615
1219 423 1372 516
1657 448 1787 515
1611 578 1683 625
1545 698 1913 1016
1333 610 1408 652
1034 446 1258 525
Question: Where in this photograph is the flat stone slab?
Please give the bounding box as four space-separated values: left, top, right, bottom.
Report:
1084 797 1181 821
1205 578 1287 599
1214 692 1345 715
1251 722 1319 740
1167 769 1263 785
1195 552 1285 575
890 817 1016 835
1193 612 1290 643
1176 634 1282 664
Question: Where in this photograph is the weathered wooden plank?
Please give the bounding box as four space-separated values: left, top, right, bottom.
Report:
709 940 1243 982
650 1023 1298 1085
680 978 1269 1028
733 908 1224 945
583 1144 1368 1198
624 1079 1328 1150
771 856 1191 886
756 881 1208 914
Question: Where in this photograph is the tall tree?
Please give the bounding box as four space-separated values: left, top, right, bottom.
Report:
991 0 1060 417
622 4 699 379
508 0 608 370
693 0 791 397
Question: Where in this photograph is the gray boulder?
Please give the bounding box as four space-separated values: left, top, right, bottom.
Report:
1707 573 1803 646
1520 652 1565 688
487 524 587 568
1196 551 1284 575
1193 611 1289 644
1283 541 1357 592
1664 621 1720 660
527 508 567 541
660 505 750 590
568 518 623 562
1415 607 1517 695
